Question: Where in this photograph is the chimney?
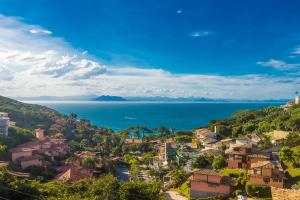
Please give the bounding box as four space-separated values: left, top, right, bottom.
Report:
214 125 217 134
35 128 45 140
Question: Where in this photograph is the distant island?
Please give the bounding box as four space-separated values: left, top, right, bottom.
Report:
94 95 127 101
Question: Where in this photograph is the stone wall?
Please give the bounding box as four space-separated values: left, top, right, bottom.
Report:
271 186 300 200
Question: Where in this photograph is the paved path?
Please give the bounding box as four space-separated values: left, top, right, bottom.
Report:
164 191 187 200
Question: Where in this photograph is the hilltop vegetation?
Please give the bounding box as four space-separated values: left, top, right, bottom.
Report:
0 96 63 130
208 105 300 138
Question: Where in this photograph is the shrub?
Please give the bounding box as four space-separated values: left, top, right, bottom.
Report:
245 182 271 198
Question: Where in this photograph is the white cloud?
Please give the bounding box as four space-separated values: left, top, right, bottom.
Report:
0 14 299 99
257 59 300 70
190 30 211 38
29 28 52 35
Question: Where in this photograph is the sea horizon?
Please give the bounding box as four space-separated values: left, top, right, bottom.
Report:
24 101 284 131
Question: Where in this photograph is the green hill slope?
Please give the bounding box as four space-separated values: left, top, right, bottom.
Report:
0 95 63 130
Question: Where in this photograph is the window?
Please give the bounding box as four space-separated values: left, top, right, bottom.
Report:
263 177 270 183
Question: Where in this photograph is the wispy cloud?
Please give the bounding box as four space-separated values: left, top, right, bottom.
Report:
292 47 300 55
190 30 211 38
257 59 300 70
29 28 52 35
0 14 299 99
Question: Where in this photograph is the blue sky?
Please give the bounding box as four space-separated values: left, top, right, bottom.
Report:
0 0 300 99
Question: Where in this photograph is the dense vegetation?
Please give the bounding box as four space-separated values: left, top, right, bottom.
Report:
0 95 63 130
208 105 300 138
0 168 163 200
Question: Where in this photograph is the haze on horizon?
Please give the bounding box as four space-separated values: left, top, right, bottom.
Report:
0 0 300 100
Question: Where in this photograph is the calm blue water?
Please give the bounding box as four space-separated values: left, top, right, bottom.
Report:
28 101 282 131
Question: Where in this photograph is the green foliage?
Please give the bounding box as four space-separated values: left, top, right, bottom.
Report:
0 144 7 160
212 155 227 170
192 155 213 169
279 146 295 165
119 180 163 200
25 165 57 180
258 135 273 149
0 168 163 200
245 182 271 198
178 180 190 198
0 126 34 148
0 95 62 130
208 105 300 138
221 168 247 190
174 135 192 143
168 167 188 187
140 152 154 164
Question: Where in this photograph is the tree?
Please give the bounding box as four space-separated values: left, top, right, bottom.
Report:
140 152 154 165
0 144 7 160
258 135 272 149
192 155 212 169
82 156 98 170
168 168 188 187
294 148 300 166
79 139 89 149
279 146 295 164
212 155 227 170
87 174 120 200
174 135 192 143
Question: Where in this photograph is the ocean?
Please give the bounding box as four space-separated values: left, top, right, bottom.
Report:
26 101 283 131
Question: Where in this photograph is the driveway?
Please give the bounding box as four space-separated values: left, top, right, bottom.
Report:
164 191 187 200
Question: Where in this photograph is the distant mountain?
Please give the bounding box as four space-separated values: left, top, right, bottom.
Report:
94 95 127 101
14 95 289 103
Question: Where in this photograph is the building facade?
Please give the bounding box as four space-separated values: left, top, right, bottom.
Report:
190 169 232 199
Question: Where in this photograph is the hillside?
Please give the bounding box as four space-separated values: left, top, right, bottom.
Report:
208 104 300 139
0 95 64 130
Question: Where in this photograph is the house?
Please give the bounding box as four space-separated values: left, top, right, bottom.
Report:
200 147 220 157
234 133 261 146
190 169 232 199
55 151 101 182
194 128 217 146
9 129 70 169
19 154 44 169
213 138 232 148
125 138 143 144
55 166 93 182
225 143 254 169
249 160 285 188
158 142 179 166
266 130 289 144
248 154 270 165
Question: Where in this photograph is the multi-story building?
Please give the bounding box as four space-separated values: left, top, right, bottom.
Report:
249 160 285 188
158 141 179 166
190 169 232 199
225 143 254 169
